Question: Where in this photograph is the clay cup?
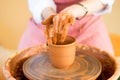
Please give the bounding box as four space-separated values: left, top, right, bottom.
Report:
48 36 76 69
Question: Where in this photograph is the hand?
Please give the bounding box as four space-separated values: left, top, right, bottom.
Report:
42 15 55 44
60 4 81 18
42 13 75 44
52 13 75 44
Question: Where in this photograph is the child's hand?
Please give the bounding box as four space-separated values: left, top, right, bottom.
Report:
42 13 75 44
41 15 55 44
52 13 75 44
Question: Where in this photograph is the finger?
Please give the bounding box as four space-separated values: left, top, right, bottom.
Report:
48 37 53 44
69 15 75 25
44 25 49 40
56 14 67 44
52 15 60 44
60 14 74 41
58 14 66 33
48 25 54 44
57 33 62 44
53 32 58 44
59 14 70 43
53 15 59 32
45 25 53 44
60 23 69 43
61 14 69 30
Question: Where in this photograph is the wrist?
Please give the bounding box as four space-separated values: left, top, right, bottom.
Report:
41 7 56 20
75 3 88 20
61 4 88 19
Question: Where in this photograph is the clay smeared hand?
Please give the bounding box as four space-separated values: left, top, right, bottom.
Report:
42 13 75 44
54 13 75 44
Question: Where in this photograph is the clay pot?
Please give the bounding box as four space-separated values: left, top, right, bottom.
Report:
48 36 76 69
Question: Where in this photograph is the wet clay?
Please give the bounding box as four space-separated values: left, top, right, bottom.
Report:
23 51 101 80
3 45 118 80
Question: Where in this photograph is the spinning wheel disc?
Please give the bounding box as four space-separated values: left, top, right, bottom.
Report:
23 52 101 80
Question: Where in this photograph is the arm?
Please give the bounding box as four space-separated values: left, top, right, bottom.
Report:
41 0 114 44
60 0 114 18
28 0 114 23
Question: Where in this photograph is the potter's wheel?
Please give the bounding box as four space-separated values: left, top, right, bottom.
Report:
23 51 102 80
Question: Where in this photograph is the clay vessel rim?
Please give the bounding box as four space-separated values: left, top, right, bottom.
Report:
48 35 76 47
48 41 76 47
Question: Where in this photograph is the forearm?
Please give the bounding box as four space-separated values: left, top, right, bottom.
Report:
79 0 105 15
61 0 114 18
41 0 105 21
